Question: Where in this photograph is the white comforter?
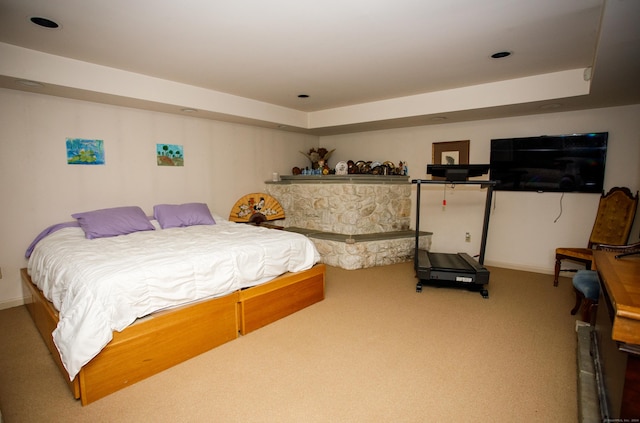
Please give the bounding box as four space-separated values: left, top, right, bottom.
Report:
27 220 319 380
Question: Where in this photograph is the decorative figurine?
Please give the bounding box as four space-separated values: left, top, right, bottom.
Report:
300 147 335 169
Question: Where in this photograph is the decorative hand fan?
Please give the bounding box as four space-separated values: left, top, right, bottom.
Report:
229 193 285 224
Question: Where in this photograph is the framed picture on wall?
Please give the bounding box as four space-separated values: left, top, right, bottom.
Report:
432 140 470 180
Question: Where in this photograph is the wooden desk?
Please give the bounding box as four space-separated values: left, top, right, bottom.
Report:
593 250 640 420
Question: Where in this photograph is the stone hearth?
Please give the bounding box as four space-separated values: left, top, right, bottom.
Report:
265 175 431 270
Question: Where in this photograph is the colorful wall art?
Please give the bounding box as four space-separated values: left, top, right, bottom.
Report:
157 143 184 166
66 138 105 165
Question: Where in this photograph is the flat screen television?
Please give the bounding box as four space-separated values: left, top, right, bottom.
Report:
489 132 608 193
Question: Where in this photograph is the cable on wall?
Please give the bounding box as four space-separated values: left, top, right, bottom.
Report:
554 192 565 223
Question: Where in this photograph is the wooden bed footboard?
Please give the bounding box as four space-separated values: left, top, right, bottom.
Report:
78 290 239 405
20 268 239 405
20 263 326 405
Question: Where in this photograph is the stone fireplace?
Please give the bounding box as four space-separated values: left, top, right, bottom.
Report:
265 175 431 270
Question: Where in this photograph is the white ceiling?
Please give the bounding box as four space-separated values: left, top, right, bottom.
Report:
0 0 638 135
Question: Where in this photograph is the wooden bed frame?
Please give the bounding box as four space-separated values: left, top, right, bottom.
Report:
20 264 325 405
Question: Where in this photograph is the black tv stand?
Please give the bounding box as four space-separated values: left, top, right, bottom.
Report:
412 179 496 298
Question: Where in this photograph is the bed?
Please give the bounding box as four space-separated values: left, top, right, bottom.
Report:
21 204 325 405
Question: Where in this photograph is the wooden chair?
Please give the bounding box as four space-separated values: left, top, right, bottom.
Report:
554 186 638 286
570 242 640 324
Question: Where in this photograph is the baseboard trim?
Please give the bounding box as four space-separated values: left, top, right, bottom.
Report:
0 297 25 311
483 260 553 275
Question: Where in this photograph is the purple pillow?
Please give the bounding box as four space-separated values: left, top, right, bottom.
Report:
153 203 216 229
71 206 155 239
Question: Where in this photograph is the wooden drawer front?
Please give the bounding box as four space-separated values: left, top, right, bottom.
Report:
79 292 239 405
240 273 324 335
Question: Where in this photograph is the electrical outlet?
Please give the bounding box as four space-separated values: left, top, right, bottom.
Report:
465 232 471 243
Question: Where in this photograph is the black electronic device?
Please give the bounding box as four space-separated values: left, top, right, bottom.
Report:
415 250 490 285
489 132 608 193
411 179 496 298
427 164 490 181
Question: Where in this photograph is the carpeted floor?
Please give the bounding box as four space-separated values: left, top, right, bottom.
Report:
0 262 579 422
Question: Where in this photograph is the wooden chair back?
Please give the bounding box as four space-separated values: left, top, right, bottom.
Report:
588 187 638 248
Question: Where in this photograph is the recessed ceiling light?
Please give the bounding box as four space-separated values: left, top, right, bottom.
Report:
180 108 198 113
297 94 309 98
17 79 44 88
430 116 447 122
490 51 512 59
30 17 60 29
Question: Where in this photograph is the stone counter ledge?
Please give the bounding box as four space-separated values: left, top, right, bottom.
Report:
267 175 410 184
283 227 432 270
284 227 432 242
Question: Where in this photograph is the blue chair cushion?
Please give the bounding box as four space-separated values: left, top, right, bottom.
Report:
572 270 600 300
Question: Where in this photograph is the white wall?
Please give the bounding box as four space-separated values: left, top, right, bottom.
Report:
0 88 317 308
1 86 639 309
321 104 640 274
